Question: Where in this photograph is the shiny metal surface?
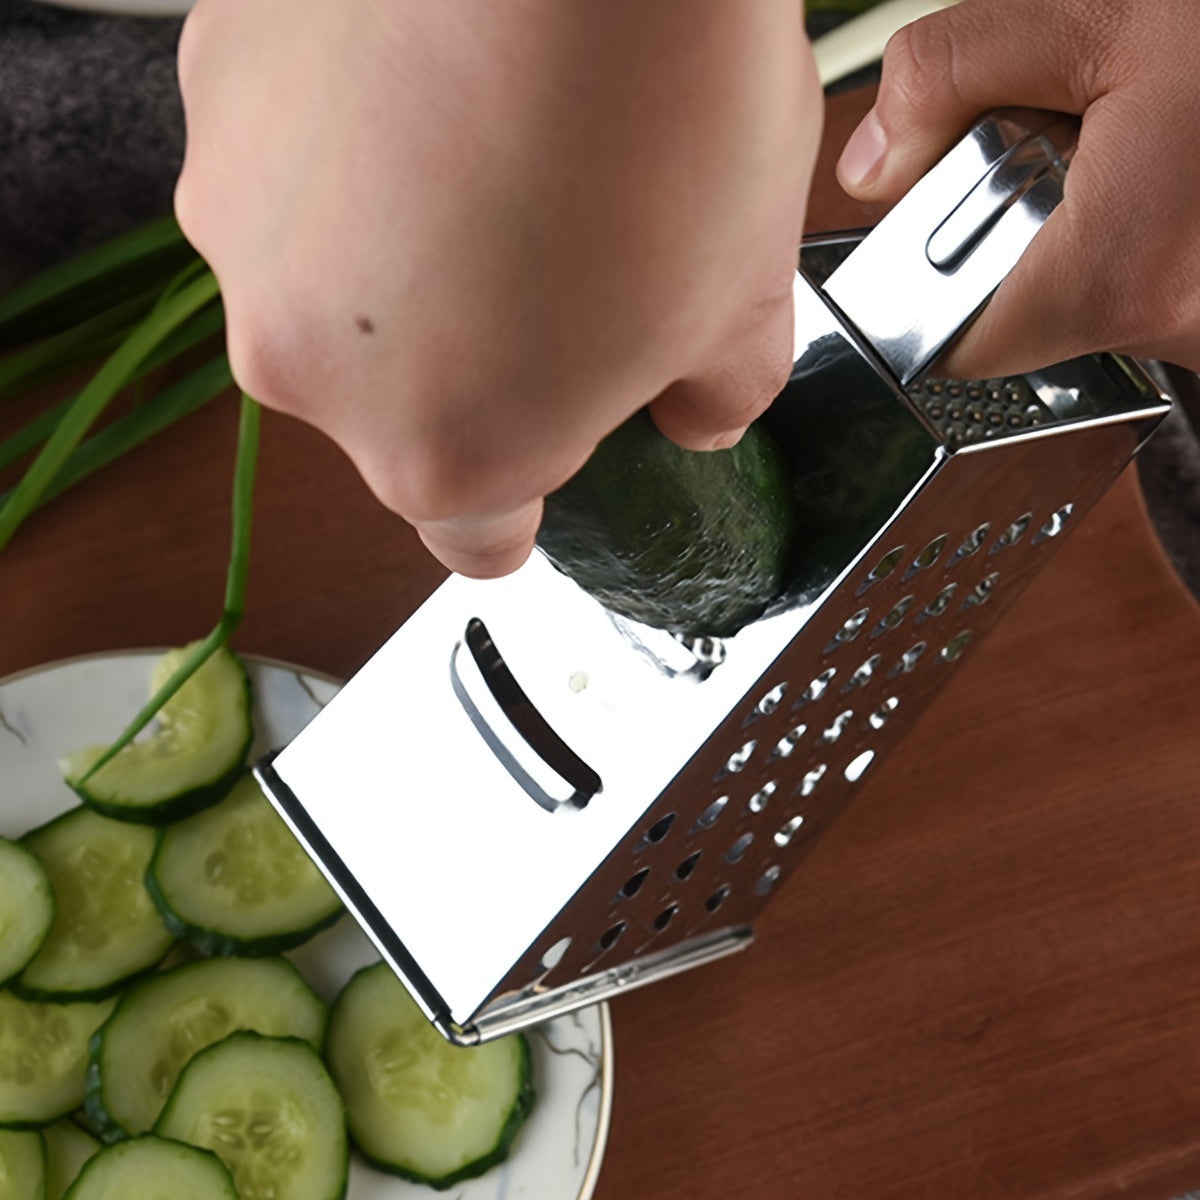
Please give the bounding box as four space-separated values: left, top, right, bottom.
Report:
824 109 1079 384
257 112 1170 1044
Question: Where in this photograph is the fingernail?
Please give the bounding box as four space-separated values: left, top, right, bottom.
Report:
838 107 889 190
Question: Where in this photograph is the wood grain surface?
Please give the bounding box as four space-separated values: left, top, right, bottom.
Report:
3 87 1199 1200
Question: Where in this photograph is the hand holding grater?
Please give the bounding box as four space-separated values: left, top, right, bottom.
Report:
255 109 1170 1045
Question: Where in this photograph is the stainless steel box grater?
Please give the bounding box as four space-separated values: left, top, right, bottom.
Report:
255 110 1171 1045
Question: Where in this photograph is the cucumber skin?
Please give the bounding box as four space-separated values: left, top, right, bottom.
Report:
82 956 329 1143
67 667 253 827
349 1033 536 1192
143 858 344 958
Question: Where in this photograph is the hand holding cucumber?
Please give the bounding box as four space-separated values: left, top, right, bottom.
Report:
837 0 1200 378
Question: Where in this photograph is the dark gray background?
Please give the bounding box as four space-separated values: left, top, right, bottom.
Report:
1 0 1197 605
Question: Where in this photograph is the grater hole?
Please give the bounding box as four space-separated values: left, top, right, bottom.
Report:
750 683 788 721
794 667 836 709
868 697 900 730
770 724 807 760
991 512 1033 553
726 833 755 864
845 654 881 690
674 851 702 882
798 763 827 798
905 534 948 577
961 571 1000 611
540 936 572 971
822 710 854 744
774 815 804 848
652 904 678 933
1033 503 1075 544
918 583 958 623
705 885 731 913
691 796 729 834
597 922 626 953
951 523 991 564
889 641 927 677
619 868 650 900
716 739 756 780
642 813 677 846
827 607 870 652
941 630 973 663
871 595 915 638
755 866 782 897
859 545 906 594
747 781 777 814
844 749 876 783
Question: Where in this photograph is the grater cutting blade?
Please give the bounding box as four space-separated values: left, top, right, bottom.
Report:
255 110 1169 1044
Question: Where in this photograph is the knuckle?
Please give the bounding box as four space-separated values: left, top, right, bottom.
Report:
878 16 967 122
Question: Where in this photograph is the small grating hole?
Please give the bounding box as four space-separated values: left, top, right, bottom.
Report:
755 866 782 897
597 922 626 952
719 740 756 778
906 534 948 576
919 583 958 622
952 523 991 564
771 724 807 760
890 642 927 677
991 513 1033 553
705 885 731 913
844 749 876 783
941 630 973 662
643 813 677 845
822 710 854 744
846 654 881 689
619 868 650 900
751 683 788 720
868 697 900 730
652 904 678 933
798 764 827 798
832 608 870 647
674 851 702 882
961 571 1000 611
691 796 729 834
747 782 777 814
859 545 906 593
872 595 915 638
795 668 836 709
540 936 572 971
726 832 754 864
1033 503 1075 544
774 815 804 848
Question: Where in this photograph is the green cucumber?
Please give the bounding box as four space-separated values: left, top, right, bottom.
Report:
61 1134 237 1200
155 1032 348 1200
537 409 798 638
43 1118 99 1200
16 807 173 1002
86 955 328 1140
0 992 116 1128
146 774 342 956
325 961 534 1189
60 644 252 825
0 836 55 986
0 1128 46 1200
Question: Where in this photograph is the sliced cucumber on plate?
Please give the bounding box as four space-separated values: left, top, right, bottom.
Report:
0 836 55 986
43 1118 100 1200
0 1128 46 1200
61 1134 238 1200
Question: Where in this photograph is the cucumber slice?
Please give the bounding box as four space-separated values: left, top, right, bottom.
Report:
325 961 534 1188
86 955 328 1140
16 807 173 1002
43 1118 99 1200
61 1134 237 1200
60 644 252 825
155 1032 348 1200
146 774 342 956
0 836 55 986
0 992 116 1128
0 1128 46 1200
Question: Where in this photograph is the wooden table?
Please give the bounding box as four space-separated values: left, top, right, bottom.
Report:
4 88 1200 1200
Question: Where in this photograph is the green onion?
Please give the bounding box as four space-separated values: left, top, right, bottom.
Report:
79 393 261 784
0 267 220 553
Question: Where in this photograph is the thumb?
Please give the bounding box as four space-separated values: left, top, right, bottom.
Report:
836 0 1108 201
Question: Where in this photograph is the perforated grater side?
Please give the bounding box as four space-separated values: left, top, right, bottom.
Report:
255 110 1171 1045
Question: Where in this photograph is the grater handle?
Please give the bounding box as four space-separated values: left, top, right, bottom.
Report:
820 107 1079 385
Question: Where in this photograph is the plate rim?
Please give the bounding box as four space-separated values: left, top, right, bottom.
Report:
0 644 615 1200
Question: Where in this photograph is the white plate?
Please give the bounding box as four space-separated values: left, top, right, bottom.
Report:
0 649 613 1200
